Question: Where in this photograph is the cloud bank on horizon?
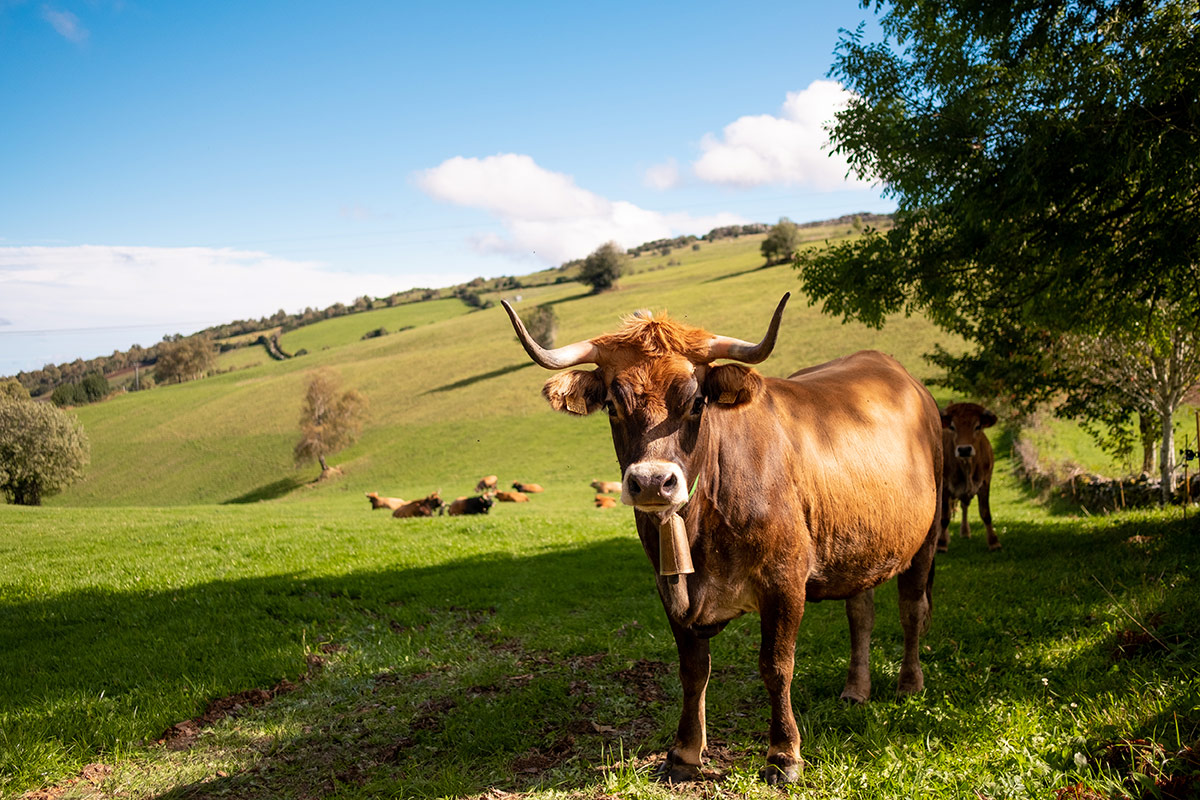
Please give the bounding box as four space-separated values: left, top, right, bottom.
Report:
0 245 401 336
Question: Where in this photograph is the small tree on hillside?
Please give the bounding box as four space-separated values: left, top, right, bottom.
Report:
761 218 801 265
524 304 559 348
154 336 216 384
294 369 368 478
0 397 90 505
579 241 627 294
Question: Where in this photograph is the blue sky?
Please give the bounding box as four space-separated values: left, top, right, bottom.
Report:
0 1 893 376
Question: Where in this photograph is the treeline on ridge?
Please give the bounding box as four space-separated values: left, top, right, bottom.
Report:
8 215 886 402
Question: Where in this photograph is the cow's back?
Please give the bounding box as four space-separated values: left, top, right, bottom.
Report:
777 351 941 598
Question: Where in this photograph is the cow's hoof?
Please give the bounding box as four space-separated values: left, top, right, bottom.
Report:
988 542 1002 551
897 667 925 696
654 758 702 784
936 542 948 553
759 756 800 785
839 685 869 704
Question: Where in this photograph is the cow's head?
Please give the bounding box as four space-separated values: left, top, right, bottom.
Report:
940 402 997 459
503 294 789 517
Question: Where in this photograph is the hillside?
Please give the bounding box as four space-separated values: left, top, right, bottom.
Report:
55 231 963 508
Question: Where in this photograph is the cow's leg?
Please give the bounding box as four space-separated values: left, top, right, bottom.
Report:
758 598 804 785
840 588 875 703
979 481 1000 550
896 532 936 695
657 619 710 783
958 497 972 538
937 488 951 552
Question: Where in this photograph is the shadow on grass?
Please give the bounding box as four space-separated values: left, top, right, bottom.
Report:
222 478 304 505
700 261 782 285
5 514 1198 798
426 361 536 394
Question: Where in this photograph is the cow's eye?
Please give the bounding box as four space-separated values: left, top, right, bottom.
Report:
974 423 981 430
691 396 706 416
605 401 617 417
948 422 956 431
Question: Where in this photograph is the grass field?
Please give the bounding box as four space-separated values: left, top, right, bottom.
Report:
4 232 1198 798
2 456 1197 798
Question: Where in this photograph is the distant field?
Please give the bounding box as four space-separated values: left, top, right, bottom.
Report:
56 232 973 508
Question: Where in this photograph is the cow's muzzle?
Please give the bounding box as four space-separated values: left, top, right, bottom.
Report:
622 461 689 510
955 445 976 458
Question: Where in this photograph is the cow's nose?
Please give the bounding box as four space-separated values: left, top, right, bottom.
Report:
956 445 975 458
622 461 689 507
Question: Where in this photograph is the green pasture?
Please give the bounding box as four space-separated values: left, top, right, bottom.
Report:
5 232 1198 797
60 233 975 509
2 453 1197 798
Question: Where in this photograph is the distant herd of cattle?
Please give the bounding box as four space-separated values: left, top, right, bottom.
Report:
365 477 627 518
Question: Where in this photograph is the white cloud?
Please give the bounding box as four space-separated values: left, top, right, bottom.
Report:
42 7 89 43
0 245 402 334
692 80 869 189
416 153 745 264
643 158 680 191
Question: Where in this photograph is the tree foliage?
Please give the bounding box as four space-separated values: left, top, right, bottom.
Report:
797 0 1200 486
154 336 216 384
579 242 628 293
0 397 90 505
761 218 801 265
294 369 368 474
523 304 559 349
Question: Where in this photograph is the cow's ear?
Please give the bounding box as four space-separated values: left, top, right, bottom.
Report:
542 369 606 416
940 411 953 428
980 409 998 428
704 364 763 407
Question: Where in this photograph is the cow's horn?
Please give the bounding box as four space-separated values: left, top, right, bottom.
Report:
705 293 790 363
502 300 600 369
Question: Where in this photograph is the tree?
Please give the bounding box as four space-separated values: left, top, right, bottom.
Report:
154 336 216 384
523 304 559 349
294 369 368 477
1 379 30 402
1055 304 1200 501
0 397 90 505
579 241 627 293
797 0 1200 494
761 218 801 265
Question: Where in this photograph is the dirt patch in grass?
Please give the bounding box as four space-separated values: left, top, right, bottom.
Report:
1110 612 1184 660
158 677 301 750
21 763 112 800
614 659 669 703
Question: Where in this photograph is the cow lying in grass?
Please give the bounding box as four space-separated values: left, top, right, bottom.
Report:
595 494 617 508
391 492 444 518
365 492 405 511
446 494 495 516
591 479 621 494
493 490 528 502
511 481 544 493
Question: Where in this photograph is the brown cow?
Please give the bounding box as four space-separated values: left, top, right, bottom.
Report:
475 475 498 492
391 492 444 518
493 490 528 502
940 402 999 551
504 294 942 785
511 481 544 493
595 494 617 508
591 479 622 494
365 491 405 511
446 494 495 516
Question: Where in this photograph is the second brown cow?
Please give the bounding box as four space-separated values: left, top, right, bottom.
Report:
940 402 999 551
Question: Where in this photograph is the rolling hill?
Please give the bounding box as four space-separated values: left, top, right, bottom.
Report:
55 231 965 508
